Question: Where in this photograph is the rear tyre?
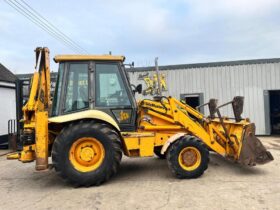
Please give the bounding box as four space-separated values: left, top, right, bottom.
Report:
167 135 209 179
52 121 122 187
154 146 166 159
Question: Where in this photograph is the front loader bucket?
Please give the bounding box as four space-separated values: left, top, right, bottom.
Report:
238 123 274 166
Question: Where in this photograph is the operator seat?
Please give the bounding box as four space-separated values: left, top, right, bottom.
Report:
79 86 89 108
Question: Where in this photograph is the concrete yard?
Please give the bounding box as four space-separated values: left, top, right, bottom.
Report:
0 137 279 210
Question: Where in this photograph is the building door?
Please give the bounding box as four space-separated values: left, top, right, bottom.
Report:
180 93 204 113
264 90 280 135
269 90 280 135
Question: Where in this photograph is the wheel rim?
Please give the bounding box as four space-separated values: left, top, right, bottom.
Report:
69 137 105 172
178 146 201 171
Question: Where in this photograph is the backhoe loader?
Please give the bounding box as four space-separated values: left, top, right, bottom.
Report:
8 47 273 186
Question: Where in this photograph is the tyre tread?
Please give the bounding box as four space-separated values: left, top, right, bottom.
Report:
166 135 209 179
52 121 122 187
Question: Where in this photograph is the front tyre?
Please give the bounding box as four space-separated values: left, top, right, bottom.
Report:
167 135 209 179
52 121 122 187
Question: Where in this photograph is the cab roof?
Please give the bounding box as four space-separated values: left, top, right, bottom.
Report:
54 55 125 63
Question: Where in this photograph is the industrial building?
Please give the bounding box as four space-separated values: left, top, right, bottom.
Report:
127 58 280 135
0 63 18 148
17 58 280 135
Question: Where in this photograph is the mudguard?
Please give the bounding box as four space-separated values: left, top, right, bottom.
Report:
48 110 120 132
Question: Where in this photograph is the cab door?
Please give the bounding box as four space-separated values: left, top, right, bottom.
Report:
94 62 137 131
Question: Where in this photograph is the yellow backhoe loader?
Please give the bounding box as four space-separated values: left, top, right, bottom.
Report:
8 47 273 186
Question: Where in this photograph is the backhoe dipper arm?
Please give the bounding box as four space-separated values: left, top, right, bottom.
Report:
16 47 51 170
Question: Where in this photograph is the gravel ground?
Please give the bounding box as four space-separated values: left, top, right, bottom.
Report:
0 137 279 210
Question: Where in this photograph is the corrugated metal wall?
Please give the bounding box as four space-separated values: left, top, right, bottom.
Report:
128 62 280 135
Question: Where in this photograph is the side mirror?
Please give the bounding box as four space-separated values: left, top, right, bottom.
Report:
135 84 142 94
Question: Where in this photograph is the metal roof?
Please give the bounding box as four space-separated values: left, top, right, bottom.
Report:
54 55 125 63
0 63 17 83
16 57 280 80
127 58 280 72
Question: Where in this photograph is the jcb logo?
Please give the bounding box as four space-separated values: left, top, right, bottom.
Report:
120 111 130 121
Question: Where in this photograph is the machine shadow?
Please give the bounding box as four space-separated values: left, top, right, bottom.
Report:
16 153 269 189
112 157 173 181
209 152 268 176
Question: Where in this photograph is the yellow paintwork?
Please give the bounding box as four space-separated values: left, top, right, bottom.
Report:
178 147 201 171
16 47 51 168
35 111 49 170
122 132 155 156
6 153 20 160
48 110 120 131
69 137 105 172
20 150 35 163
136 98 226 155
117 96 252 161
8 145 36 162
121 132 176 157
121 96 251 161
8 141 41 163
24 72 38 111
54 55 125 62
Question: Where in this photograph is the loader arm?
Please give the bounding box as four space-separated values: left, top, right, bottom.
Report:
138 97 226 155
137 96 273 165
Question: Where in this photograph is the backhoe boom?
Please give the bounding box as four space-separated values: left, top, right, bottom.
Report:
11 47 51 170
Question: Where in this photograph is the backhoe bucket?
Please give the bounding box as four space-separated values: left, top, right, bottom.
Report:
238 123 273 166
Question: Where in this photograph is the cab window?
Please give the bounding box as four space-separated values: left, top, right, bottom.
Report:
95 64 131 107
64 63 89 113
51 63 64 116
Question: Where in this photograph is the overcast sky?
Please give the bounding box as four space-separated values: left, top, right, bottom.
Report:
1 0 280 74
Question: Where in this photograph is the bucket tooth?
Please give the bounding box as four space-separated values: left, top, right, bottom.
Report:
238 123 274 166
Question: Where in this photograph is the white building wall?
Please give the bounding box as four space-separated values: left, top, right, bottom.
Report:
0 82 16 136
128 62 280 135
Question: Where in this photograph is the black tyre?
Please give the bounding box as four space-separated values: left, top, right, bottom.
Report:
154 146 166 159
52 120 122 187
167 135 209 179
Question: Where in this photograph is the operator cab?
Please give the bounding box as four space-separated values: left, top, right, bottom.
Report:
52 55 138 131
